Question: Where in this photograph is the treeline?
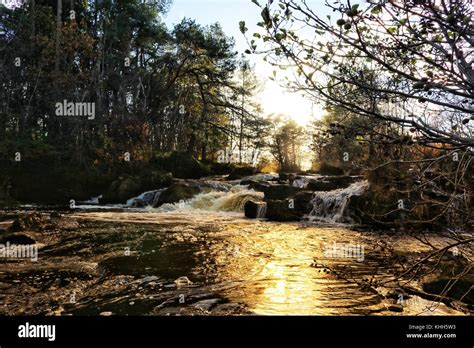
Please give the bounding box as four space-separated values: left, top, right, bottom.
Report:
0 0 274 203
245 0 473 229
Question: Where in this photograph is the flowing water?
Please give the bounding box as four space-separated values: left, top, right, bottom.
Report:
0 176 467 316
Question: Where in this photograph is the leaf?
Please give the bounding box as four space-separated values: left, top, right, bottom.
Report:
251 0 261 7
387 27 397 34
371 5 382 14
261 6 272 27
239 21 247 34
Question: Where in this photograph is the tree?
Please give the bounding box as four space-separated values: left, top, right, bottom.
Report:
269 115 306 172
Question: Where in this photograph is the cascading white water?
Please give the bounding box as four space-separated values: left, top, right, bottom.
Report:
307 181 369 224
126 189 164 207
256 203 267 218
156 186 264 213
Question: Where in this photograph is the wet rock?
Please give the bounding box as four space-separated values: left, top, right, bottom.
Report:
140 276 159 284
102 175 143 204
227 166 256 180
192 298 221 311
278 173 296 183
155 183 201 207
293 191 314 215
244 201 267 219
0 234 36 245
387 304 404 313
265 200 302 221
212 303 247 315
246 181 270 192
306 176 356 192
9 213 49 232
263 185 303 200
174 276 193 287
50 212 61 219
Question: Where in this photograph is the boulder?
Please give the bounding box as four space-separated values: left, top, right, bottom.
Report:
241 180 269 192
293 191 314 215
265 199 302 221
306 176 357 192
0 234 36 245
263 184 303 200
278 173 296 182
244 200 267 219
101 175 143 204
155 183 201 206
9 213 49 232
227 166 256 180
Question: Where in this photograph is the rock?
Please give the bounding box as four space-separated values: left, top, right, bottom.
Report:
102 175 143 204
306 176 357 192
227 166 256 180
278 173 296 182
192 299 221 311
212 303 247 315
155 183 201 207
50 212 62 219
387 304 404 313
8 213 49 232
0 234 36 245
294 191 314 215
99 311 113 316
244 201 267 219
245 181 270 192
265 199 302 221
263 184 303 200
174 276 192 287
140 276 159 284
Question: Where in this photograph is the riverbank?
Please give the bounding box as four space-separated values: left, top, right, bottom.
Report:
0 209 471 316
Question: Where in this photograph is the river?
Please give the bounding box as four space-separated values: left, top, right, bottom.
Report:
0 177 469 316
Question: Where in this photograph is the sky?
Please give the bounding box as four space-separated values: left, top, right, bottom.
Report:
163 0 329 125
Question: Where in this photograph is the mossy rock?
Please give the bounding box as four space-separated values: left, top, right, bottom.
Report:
155 183 201 207
9 213 49 232
227 166 256 180
102 175 143 204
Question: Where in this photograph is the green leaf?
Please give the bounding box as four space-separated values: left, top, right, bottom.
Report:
239 21 247 34
371 5 382 14
251 0 261 7
261 6 272 27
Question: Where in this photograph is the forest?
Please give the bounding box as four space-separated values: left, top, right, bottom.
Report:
0 0 472 318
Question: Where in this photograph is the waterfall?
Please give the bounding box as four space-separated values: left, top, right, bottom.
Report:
256 203 267 219
156 186 264 213
126 189 164 208
307 181 368 224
